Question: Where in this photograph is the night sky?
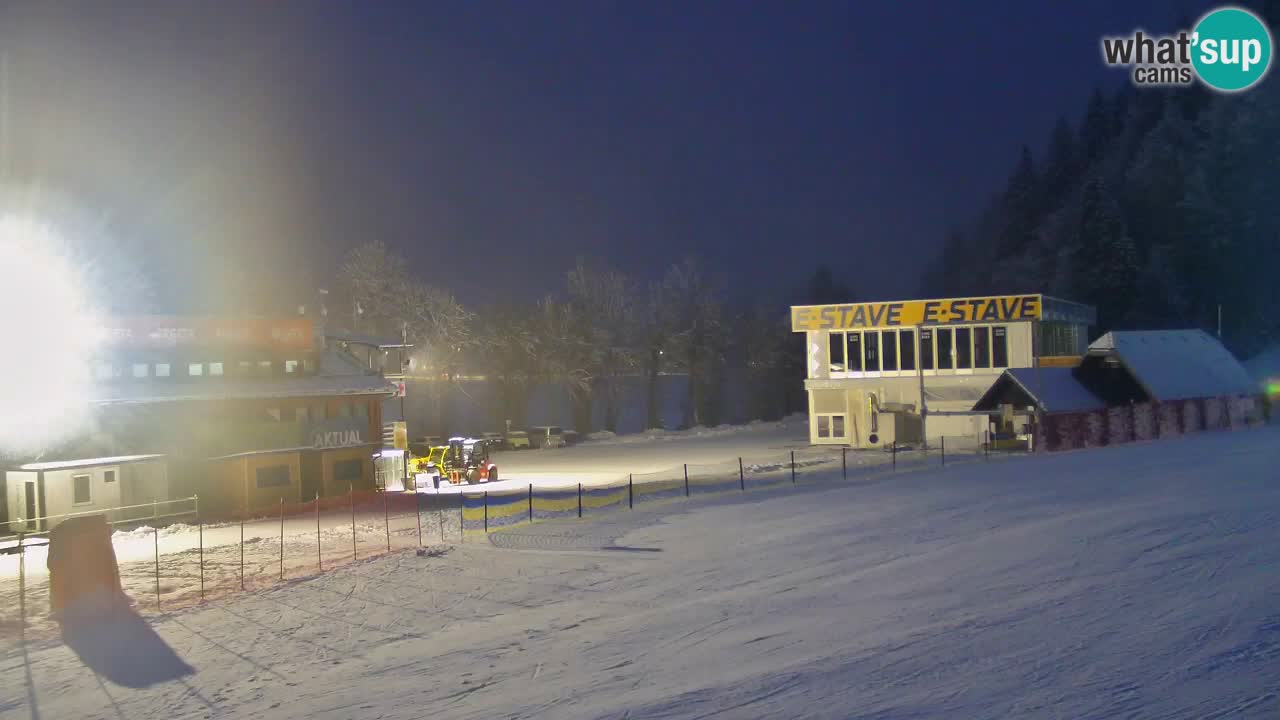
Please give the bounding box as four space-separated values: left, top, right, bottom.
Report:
0 0 1214 312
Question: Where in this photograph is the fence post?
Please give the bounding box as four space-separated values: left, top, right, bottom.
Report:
577 483 583 518
196 495 204 601
240 513 245 590
739 457 745 491
316 492 323 571
984 431 989 460
790 451 796 484
17 533 25 633
684 464 690 497
154 526 161 609
483 492 489 532
279 498 285 581
459 491 464 542
841 447 846 479
350 482 357 561
416 490 423 546
528 483 533 523
941 436 946 467
892 441 896 469
383 487 391 553
629 474 634 508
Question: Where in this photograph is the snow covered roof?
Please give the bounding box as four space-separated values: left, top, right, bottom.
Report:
972 367 1104 414
89 349 397 405
1087 330 1257 401
16 454 165 471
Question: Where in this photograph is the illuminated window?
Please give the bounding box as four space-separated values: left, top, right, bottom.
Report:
132 363 149 378
188 363 204 377
285 360 299 374
155 363 171 378
920 330 934 370
209 362 224 376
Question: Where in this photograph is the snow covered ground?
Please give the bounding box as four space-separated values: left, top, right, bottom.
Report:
3 425 1278 718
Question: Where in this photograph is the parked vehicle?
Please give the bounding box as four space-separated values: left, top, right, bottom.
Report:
481 431 505 449
530 425 566 449
505 430 531 450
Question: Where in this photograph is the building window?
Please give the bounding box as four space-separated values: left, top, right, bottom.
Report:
73 474 92 505
265 407 282 422
238 360 252 375
846 332 863 372
815 414 847 439
974 327 991 368
337 403 352 418
209 362 224 377
354 402 369 419
285 360 300 374
256 465 291 488
920 329 934 370
313 403 327 421
936 329 954 369
155 363 171 378
132 363 149 378
95 363 115 380
188 362 204 377
899 330 916 371
863 332 879 372
258 360 274 376
881 331 898 371
104 470 116 484
295 406 310 423
828 333 845 372
956 328 972 369
334 459 364 483
993 326 1009 367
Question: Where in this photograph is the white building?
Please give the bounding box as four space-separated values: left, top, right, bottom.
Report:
5 455 169 533
792 294 1096 447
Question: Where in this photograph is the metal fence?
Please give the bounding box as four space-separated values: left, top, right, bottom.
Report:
0 436 1014 644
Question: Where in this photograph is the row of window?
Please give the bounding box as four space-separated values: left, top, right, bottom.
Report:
828 325 1010 374
94 359 311 381
262 402 369 424
254 459 363 489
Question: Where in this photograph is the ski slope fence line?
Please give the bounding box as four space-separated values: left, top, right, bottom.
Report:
456 438 1006 537
0 436 1009 644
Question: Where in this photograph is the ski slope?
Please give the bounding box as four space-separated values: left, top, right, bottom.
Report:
3 425 1279 719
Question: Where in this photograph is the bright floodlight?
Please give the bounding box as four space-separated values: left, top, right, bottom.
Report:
0 215 100 455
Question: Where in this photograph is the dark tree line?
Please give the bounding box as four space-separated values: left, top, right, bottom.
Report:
921 7 1280 361
335 245 822 434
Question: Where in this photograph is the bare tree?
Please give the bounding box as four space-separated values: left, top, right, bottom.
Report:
566 259 638 433
660 258 726 428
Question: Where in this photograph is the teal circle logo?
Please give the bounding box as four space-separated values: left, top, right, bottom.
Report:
1192 7 1273 92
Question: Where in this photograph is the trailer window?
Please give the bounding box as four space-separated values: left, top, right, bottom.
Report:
974 327 991 368
899 330 916 371
828 332 845 372
846 332 863 372
73 474 92 505
937 328 954 369
919 330 934 370
881 331 898 371
993 326 1009 367
956 328 972 369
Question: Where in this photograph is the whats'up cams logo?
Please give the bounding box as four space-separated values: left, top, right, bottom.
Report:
1102 6 1272 92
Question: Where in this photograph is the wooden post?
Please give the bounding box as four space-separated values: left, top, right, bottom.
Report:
739 458 745 491
483 492 489 532
684 464 690 497
841 448 846 479
528 483 533 523
577 483 582 518
279 498 285 580
416 490 423 546
790 451 796 484
196 495 204 601
941 436 946 466
154 526 161 608
629 474 634 508
316 492 323 571
383 488 391 552
350 482 357 560
239 514 245 590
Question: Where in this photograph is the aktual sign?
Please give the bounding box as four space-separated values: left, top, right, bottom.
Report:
309 418 368 450
97 316 314 350
792 294 1042 332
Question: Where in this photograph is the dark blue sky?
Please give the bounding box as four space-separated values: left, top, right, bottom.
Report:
0 0 1211 311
